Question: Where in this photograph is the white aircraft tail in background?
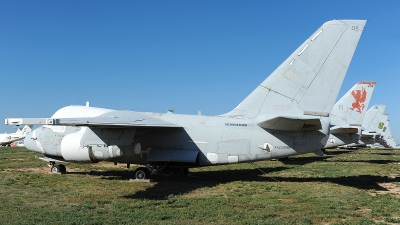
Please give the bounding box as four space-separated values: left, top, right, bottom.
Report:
331 82 376 126
324 82 376 149
0 125 32 146
359 105 386 145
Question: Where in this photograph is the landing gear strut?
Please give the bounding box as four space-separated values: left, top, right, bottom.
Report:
132 163 191 180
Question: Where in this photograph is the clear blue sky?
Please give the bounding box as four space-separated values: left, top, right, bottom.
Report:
1 0 399 144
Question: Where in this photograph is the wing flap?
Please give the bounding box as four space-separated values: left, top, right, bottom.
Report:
257 116 322 131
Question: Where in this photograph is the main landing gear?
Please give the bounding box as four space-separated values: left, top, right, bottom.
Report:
48 162 66 173
133 163 190 180
134 167 151 180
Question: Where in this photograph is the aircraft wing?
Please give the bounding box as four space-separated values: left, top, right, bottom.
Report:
257 116 322 131
5 114 182 128
330 125 360 134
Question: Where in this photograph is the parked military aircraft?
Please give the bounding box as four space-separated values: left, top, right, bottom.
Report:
0 125 32 146
361 105 387 144
5 20 366 179
341 104 386 148
362 108 398 149
323 81 375 149
376 114 391 147
380 121 396 148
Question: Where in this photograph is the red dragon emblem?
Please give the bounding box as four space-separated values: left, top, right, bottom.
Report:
350 87 367 113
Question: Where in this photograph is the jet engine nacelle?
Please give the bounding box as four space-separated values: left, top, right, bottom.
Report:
60 127 134 162
61 130 93 162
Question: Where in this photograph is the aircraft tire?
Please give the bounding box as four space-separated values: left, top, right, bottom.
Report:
59 164 66 173
134 167 150 180
51 165 60 173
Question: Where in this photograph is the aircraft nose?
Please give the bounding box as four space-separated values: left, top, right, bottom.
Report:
24 128 45 154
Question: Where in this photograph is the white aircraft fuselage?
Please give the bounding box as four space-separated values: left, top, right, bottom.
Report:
24 106 330 166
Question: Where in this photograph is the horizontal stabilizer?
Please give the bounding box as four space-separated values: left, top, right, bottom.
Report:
330 125 360 134
257 116 322 131
361 130 376 138
6 114 181 128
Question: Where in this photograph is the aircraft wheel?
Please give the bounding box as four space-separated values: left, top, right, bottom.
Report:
134 167 150 180
51 165 60 173
59 164 66 173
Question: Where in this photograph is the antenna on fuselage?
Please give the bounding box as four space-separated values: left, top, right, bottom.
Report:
86 101 90 107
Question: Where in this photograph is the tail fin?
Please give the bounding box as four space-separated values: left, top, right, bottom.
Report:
16 125 33 135
377 114 389 136
362 105 386 132
223 20 366 119
330 82 376 126
381 115 389 134
380 123 392 147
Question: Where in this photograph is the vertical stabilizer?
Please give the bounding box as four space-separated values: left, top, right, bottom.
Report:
330 82 376 126
15 125 33 135
223 20 366 119
377 114 389 136
380 123 392 148
362 105 386 132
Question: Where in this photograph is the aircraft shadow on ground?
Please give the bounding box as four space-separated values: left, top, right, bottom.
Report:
278 156 330 165
66 170 134 180
121 166 289 200
283 150 399 165
324 149 354 155
284 158 399 165
337 160 399 164
120 168 399 200
64 149 399 200
273 150 353 166
364 152 400 156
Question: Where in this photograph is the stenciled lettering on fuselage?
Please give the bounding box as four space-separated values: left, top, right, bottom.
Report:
274 145 292 150
224 123 248 127
221 129 251 139
217 140 250 154
273 105 291 111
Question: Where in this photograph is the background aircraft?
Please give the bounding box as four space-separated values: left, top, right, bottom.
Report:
6 20 366 179
360 105 386 145
323 81 375 149
346 105 398 149
0 125 32 146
